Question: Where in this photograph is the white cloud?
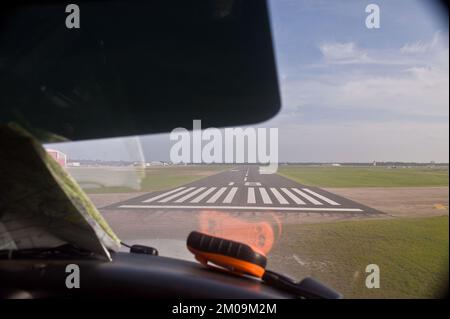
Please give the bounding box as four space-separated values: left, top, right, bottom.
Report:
401 32 442 54
283 32 449 118
318 32 448 67
334 65 449 117
319 42 370 64
272 32 449 162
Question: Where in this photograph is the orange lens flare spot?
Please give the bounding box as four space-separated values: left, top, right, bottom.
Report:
198 210 281 255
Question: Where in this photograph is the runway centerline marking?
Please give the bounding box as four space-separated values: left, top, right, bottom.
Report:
303 188 340 206
142 187 185 203
228 182 235 186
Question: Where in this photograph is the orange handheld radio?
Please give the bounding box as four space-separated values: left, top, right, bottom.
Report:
187 231 342 299
187 231 267 278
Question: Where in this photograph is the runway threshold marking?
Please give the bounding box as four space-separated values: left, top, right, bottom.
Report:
281 188 306 205
247 187 256 204
138 186 350 207
142 187 185 203
270 188 289 204
303 188 340 206
124 185 372 214
206 187 227 203
223 187 238 204
190 187 217 203
158 187 196 203
259 187 272 204
174 187 206 203
119 204 364 212
291 188 323 205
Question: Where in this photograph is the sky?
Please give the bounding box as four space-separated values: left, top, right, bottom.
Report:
49 0 449 163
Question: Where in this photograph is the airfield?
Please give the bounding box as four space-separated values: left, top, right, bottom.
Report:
70 164 449 298
107 165 380 214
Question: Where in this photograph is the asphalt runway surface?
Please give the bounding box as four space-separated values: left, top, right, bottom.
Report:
107 165 380 215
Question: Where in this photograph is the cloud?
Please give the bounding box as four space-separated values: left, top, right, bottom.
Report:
401 32 442 54
318 32 448 67
269 30 449 162
282 32 449 120
318 42 370 64
334 66 449 117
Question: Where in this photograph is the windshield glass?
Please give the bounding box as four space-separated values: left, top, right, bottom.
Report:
2 0 448 299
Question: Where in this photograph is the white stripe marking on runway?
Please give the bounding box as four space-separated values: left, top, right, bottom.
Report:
158 187 196 203
228 182 234 186
119 204 363 212
259 187 272 204
143 187 185 203
245 182 261 186
247 187 256 204
206 187 227 203
191 187 217 203
291 188 323 205
270 188 289 204
223 187 238 204
281 188 305 205
302 188 340 206
174 187 206 203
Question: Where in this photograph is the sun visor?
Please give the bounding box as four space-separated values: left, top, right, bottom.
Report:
0 0 280 142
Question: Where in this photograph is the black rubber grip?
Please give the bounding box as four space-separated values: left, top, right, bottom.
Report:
187 231 267 268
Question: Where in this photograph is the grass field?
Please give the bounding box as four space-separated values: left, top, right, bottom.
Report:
69 165 233 194
269 216 449 298
71 165 450 193
278 166 449 188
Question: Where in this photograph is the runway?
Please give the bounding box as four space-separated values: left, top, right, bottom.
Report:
108 165 380 214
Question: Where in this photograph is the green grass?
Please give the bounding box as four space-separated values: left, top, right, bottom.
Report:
69 165 233 194
278 166 449 188
269 216 449 298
